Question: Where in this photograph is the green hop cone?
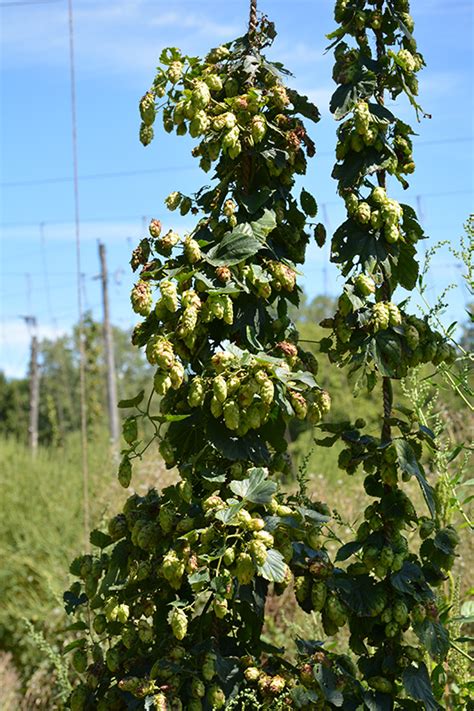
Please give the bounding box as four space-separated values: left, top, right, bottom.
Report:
207 685 225 709
168 61 183 83
311 580 327 612
388 302 402 326
393 600 409 625
158 505 174 533
205 73 223 91
236 552 255 585
160 280 179 312
289 390 308 420
123 416 138 444
165 191 181 211
212 375 228 404
183 236 201 264
397 48 416 73
251 114 267 143
169 607 188 640
139 123 154 146
169 360 185 389
213 597 228 619
368 676 393 694
223 546 235 566
192 81 211 108
149 218 162 238
202 652 217 680
248 539 268 566
188 377 205 408
154 370 172 395
354 273 376 296
405 324 420 349
118 456 132 488
356 201 371 224
139 91 156 126
191 678 206 699
259 377 275 406
223 400 240 430
372 302 390 331
131 280 153 316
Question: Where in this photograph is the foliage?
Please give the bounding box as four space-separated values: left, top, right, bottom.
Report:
0 315 152 445
62 17 340 711
0 436 117 674
60 4 468 711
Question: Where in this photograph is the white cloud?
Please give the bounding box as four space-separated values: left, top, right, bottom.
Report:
0 321 67 379
0 0 239 74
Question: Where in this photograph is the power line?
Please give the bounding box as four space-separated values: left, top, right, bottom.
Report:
68 0 90 550
1 137 472 188
1 186 472 230
0 0 62 6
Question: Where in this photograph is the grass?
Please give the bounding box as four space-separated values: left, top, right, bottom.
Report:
0 433 172 678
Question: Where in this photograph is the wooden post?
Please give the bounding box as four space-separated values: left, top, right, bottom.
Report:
98 242 120 444
28 333 40 454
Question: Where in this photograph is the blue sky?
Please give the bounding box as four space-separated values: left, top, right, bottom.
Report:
0 0 473 377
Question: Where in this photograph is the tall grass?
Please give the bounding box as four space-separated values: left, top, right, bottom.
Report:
0 434 118 669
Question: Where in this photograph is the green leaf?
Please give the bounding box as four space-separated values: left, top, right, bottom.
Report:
118 390 145 408
214 502 243 524
250 209 277 240
396 241 419 291
257 548 287 583
230 467 277 504
89 529 113 549
63 638 87 654
300 189 318 218
393 439 436 517
63 590 88 615
335 576 386 617
335 541 363 562
402 663 440 710
238 187 273 214
313 663 344 707
205 223 263 266
188 569 210 587
413 619 450 661
373 332 402 378
287 88 320 123
391 561 432 601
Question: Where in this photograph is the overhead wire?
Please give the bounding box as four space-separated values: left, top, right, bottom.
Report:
1 137 472 188
67 0 90 551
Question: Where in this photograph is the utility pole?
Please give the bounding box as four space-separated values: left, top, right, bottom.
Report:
98 242 120 444
26 318 40 455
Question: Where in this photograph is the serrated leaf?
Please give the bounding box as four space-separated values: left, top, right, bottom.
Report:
118 390 145 408
413 618 450 661
335 576 386 617
229 467 277 504
188 569 210 586
257 548 287 583
393 439 436 517
402 663 440 710
391 561 432 601
205 224 263 266
250 209 276 240
63 638 87 653
313 663 344 707
300 189 318 217
335 541 363 562
214 502 243 524
90 529 113 549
